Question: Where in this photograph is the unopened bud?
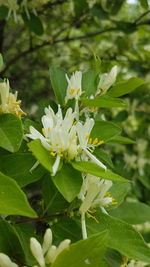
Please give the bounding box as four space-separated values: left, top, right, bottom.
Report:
42 228 52 254
45 245 57 264
30 238 45 267
54 239 71 261
0 253 15 267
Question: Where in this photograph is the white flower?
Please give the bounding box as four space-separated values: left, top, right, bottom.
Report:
26 105 78 175
30 228 71 265
79 174 113 214
98 65 118 94
0 79 25 117
78 174 113 239
65 71 82 102
76 118 106 169
0 253 18 267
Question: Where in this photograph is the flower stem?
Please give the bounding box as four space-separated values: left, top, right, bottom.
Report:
81 212 87 240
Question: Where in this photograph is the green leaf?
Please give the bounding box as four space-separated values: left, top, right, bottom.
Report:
105 248 122 267
109 202 150 224
0 171 37 217
108 77 144 97
0 6 8 20
51 217 82 244
14 223 37 266
81 95 127 108
91 121 121 142
49 67 68 106
0 220 24 260
109 182 130 208
94 148 114 169
42 174 69 215
74 0 89 16
82 69 97 97
0 153 46 187
138 0 148 9
28 139 54 172
52 164 82 202
0 114 23 152
71 161 130 183
22 12 44 35
87 211 150 263
0 53 3 71
108 135 135 144
51 231 108 267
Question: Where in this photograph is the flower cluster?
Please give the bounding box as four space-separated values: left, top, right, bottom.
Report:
78 174 115 239
0 228 71 267
0 79 25 118
26 106 105 176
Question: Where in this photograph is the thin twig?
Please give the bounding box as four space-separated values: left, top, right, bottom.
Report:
134 10 150 24
0 27 117 75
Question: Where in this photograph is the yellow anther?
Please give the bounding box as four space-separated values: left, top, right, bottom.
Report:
105 192 111 197
76 88 81 94
112 201 118 205
42 128 45 135
56 143 59 146
48 127 51 131
98 140 104 145
86 134 90 140
50 152 56 157
58 153 63 157
69 89 75 95
88 138 92 145
60 147 65 152
89 209 97 214
89 107 98 112
73 120 77 125
92 138 98 145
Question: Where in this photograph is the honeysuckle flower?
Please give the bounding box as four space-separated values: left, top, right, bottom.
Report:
27 104 106 175
76 118 106 169
97 65 118 95
26 105 78 175
79 175 113 213
65 71 82 102
78 174 113 239
30 228 71 266
0 79 25 118
0 253 18 267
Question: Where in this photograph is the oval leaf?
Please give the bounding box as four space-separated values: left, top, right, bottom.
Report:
108 77 145 97
109 202 150 224
51 230 108 267
28 139 54 172
71 161 130 183
0 171 37 217
81 95 127 108
0 114 23 152
52 164 82 202
91 121 121 142
49 67 68 106
87 211 150 263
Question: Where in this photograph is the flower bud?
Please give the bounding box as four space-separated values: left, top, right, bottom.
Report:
45 245 57 264
30 238 45 267
42 228 52 254
0 253 15 267
54 239 71 261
